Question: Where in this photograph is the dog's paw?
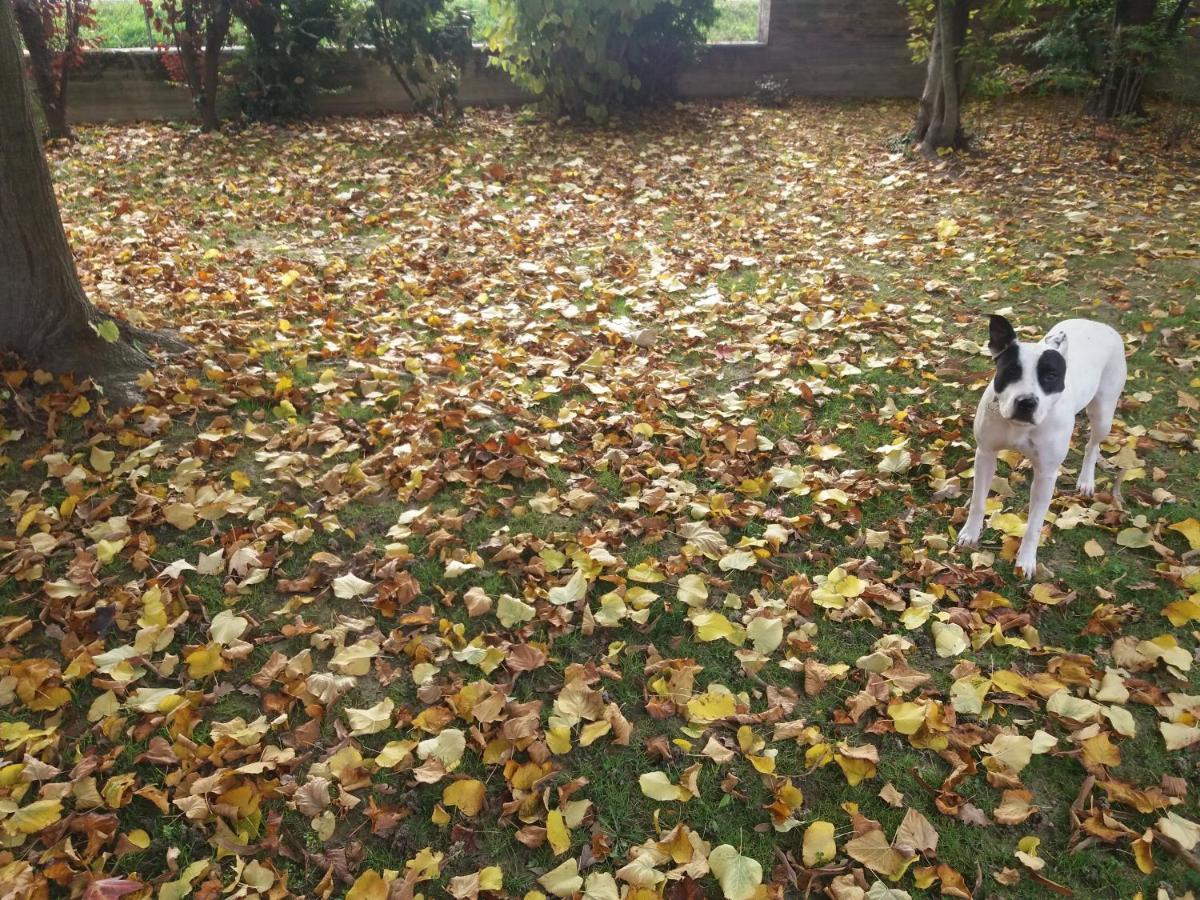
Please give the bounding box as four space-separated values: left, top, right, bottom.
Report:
956 527 981 549
1075 474 1095 497
1014 551 1039 579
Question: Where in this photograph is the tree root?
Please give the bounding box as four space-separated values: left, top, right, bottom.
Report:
115 318 190 354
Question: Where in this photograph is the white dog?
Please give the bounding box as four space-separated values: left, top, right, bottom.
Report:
957 315 1127 577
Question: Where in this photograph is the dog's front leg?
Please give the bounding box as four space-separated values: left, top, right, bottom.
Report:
957 446 998 548
1014 465 1059 578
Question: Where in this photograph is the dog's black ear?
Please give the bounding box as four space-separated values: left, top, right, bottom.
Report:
988 315 1017 358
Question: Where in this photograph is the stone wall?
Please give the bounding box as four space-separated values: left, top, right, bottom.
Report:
63 0 926 124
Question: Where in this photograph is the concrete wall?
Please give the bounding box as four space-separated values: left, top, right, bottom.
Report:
63 0 925 124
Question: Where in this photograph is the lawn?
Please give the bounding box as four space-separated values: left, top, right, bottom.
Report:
84 0 761 48
1 98 1199 899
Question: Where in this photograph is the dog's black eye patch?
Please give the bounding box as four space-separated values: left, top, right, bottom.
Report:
993 344 1022 393
1037 349 1066 394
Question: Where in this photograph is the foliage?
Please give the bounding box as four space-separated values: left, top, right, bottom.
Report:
483 0 718 121
234 0 347 120
901 0 1199 114
361 0 473 123
11 0 95 138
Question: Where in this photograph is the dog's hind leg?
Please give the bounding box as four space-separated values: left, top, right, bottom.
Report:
1077 360 1125 497
958 446 998 547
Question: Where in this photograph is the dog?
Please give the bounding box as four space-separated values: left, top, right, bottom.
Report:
956 315 1127 577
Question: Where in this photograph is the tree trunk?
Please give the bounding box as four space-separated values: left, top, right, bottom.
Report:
1 0 155 405
199 0 232 131
11 0 73 140
1088 0 1157 119
910 0 972 157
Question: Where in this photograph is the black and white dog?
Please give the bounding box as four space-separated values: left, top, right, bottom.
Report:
957 315 1127 577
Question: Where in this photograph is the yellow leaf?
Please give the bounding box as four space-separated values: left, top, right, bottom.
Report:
935 218 960 241
691 611 745 646
1163 597 1200 627
538 859 583 897
443 778 486 816
1132 835 1154 874
1169 518 1200 550
708 845 762 900
888 700 928 736
677 573 709 607
346 869 390 900
836 753 877 786
746 616 783 654
546 725 572 754
1116 527 1152 549
686 688 737 724
186 643 227 679
7 798 62 834
990 512 1026 537
89 446 114 473
638 771 689 802
932 621 969 657
802 821 837 867
626 562 665 583
546 809 571 855
497 593 537 627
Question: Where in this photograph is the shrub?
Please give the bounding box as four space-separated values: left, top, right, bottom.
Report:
483 0 717 122
236 0 347 120
11 0 95 139
363 0 473 124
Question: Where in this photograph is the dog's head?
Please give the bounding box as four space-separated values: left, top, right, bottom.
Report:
987 314 1067 426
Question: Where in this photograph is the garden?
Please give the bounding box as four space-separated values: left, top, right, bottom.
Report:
2 0 1199 898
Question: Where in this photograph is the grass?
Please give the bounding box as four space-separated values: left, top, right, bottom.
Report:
84 0 762 48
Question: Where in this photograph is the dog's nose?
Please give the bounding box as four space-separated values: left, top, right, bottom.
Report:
1014 395 1038 420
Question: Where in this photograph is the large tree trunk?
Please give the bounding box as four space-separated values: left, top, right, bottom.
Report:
11 0 72 140
910 0 972 157
1 0 157 405
1088 0 1158 120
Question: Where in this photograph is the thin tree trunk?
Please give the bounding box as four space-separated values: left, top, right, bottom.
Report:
198 0 231 131
910 0 971 156
913 12 943 141
1089 0 1157 119
931 0 961 149
1 0 162 405
201 46 221 131
11 0 72 140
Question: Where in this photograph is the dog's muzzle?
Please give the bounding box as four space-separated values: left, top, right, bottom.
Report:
1012 395 1039 423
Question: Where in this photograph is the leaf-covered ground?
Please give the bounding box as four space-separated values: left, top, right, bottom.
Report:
2 99 1199 900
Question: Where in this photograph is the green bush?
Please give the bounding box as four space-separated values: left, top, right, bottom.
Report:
235 0 348 121
364 0 473 123
483 0 717 122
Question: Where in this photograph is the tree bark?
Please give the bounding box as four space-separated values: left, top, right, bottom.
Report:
1 0 158 405
11 0 72 140
199 0 231 132
910 0 972 157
